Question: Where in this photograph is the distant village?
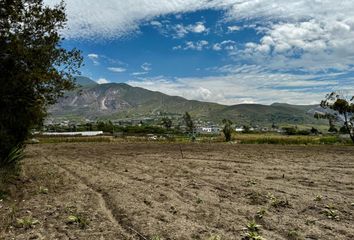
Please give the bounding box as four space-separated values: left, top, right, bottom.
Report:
42 115 287 136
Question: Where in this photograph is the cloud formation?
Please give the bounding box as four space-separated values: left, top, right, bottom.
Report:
107 67 126 73
47 1 354 71
128 64 345 105
97 78 110 84
87 53 100 65
46 0 354 104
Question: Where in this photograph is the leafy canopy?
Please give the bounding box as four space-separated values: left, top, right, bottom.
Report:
320 92 354 142
0 0 82 165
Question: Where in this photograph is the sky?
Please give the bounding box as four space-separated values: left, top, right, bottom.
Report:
46 0 354 105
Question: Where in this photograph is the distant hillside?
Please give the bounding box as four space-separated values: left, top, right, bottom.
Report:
49 77 326 126
74 76 98 87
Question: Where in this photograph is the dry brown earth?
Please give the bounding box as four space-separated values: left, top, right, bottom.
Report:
1 143 353 240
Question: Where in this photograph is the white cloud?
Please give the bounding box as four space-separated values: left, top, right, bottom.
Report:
97 78 110 84
107 67 126 73
170 22 208 38
87 53 100 65
150 20 162 27
175 40 209 51
212 40 236 51
127 65 346 105
172 45 182 50
190 22 207 33
227 25 240 32
131 72 148 76
45 0 354 70
44 0 217 39
141 62 152 71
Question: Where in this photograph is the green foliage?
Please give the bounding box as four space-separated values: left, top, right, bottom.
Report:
282 127 298 135
16 217 39 229
339 125 349 134
161 117 172 129
310 127 320 135
207 235 222 240
150 236 163 240
313 195 322 202
245 220 261 232
66 214 89 229
236 134 343 145
0 145 25 169
183 112 194 133
255 209 266 220
321 92 354 142
242 231 264 240
287 229 303 240
322 205 340 220
242 220 264 240
222 119 233 142
242 125 251 134
0 0 82 165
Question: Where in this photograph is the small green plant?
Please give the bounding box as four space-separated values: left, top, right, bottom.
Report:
245 180 257 187
245 220 261 232
242 231 264 240
66 214 89 229
305 219 316 225
267 193 290 208
0 190 8 200
255 209 266 220
39 186 49 194
208 235 222 240
322 208 339 220
196 197 203 204
242 220 264 240
287 229 303 240
151 236 163 240
16 216 39 229
313 195 322 201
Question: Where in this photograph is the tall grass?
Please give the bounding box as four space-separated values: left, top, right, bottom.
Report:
233 134 349 145
0 145 25 192
0 145 25 168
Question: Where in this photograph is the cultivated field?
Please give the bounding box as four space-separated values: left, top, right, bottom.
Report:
1 143 354 240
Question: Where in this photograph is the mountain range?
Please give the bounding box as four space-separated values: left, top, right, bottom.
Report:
48 76 327 127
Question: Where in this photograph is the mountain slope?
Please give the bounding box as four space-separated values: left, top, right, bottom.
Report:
49 77 325 126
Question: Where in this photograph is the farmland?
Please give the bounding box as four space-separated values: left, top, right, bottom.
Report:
1 142 354 240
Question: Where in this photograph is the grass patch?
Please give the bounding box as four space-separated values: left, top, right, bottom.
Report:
234 134 347 145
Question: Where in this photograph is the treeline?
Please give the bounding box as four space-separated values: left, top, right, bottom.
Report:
45 121 182 135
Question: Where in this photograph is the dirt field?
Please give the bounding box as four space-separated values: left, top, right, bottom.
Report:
1 143 354 240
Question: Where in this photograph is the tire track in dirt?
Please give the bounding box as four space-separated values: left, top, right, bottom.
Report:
43 156 148 240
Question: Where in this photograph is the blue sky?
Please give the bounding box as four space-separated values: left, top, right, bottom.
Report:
48 0 354 105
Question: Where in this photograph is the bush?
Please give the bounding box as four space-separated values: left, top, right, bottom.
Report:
282 127 297 135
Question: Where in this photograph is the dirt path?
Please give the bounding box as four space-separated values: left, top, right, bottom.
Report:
1 143 354 240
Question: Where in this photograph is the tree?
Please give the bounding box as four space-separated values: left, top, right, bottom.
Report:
222 119 233 142
314 112 337 133
242 125 251 133
320 92 354 142
161 117 172 129
183 112 194 133
0 0 82 167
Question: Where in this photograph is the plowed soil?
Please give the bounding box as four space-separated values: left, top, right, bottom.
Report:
1 143 353 240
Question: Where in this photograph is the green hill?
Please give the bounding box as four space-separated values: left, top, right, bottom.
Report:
49 77 326 127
